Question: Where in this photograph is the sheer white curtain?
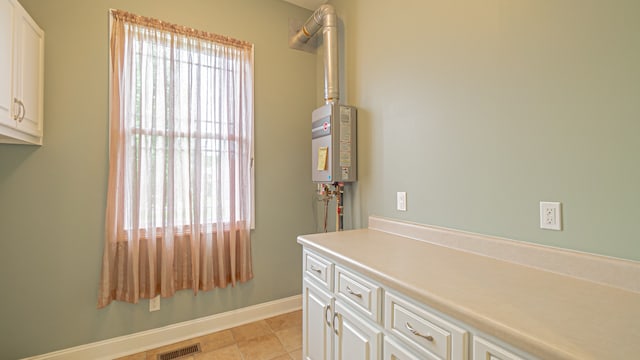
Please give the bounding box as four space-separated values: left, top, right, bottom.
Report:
99 10 254 308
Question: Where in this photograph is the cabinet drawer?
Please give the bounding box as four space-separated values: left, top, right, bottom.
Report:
385 292 468 360
303 250 333 290
335 265 381 323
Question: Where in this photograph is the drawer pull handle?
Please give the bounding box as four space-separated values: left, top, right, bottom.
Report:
309 265 322 274
346 285 363 298
405 322 434 342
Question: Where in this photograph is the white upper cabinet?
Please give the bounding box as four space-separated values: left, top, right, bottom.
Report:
0 0 44 145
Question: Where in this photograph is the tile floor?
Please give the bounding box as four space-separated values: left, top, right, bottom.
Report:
116 310 302 360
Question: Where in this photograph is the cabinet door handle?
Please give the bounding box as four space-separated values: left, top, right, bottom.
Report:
13 98 24 121
345 285 362 298
18 100 25 122
324 304 332 327
309 265 322 274
405 322 434 342
333 312 341 336
12 98 18 120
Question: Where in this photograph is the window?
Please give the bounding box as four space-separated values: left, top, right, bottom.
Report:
98 10 254 307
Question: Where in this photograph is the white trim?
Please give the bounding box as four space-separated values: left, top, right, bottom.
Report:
250 44 255 230
23 295 302 360
368 216 640 294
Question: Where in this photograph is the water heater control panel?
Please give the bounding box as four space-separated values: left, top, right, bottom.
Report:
311 103 357 183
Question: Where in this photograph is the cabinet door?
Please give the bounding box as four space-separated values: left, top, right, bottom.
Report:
334 301 382 360
13 3 43 138
0 0 16 127
303 279 334 360
384 337 435 360
473 337 526 360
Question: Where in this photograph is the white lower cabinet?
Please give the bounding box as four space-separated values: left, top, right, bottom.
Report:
303 250 382 360
301 248 533 360
303 279 382 360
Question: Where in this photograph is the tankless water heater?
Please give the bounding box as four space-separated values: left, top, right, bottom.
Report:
311 103 357 183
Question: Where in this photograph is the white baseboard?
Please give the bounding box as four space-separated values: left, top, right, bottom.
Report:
24 295 302 360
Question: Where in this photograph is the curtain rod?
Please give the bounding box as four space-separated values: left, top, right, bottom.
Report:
109 9 253 50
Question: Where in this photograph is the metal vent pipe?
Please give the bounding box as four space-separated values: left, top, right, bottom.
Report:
289 4 339 104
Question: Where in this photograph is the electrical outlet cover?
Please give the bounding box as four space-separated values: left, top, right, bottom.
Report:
540 201 562 230
149 295 161 312
397 192 407 211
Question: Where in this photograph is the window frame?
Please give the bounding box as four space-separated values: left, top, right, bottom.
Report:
107 11 255 233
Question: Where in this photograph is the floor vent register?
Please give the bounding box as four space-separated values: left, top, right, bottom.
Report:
157 343 201 360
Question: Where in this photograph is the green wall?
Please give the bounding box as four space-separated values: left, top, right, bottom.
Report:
330 0 640 261
2 0 640 357
0 1 316 358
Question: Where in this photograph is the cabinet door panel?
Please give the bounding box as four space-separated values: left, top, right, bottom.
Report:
384 337 435 360
303 279 333 360
13 6 43 137
0 0 16 127
473 337 526 360
334 301 381 360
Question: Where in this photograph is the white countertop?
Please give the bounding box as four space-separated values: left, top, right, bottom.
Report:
297 228 640 360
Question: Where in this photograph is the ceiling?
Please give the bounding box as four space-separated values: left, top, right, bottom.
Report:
282 0 327 11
